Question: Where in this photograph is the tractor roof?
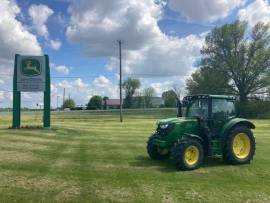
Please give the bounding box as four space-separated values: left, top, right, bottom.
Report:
183 94 235 101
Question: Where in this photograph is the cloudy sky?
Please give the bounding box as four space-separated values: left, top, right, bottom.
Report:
0 0 269 108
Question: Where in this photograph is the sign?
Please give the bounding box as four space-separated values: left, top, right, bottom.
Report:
17 56 46 92
13 54 51 128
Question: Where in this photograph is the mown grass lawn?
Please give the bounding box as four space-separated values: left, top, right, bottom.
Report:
0 110 269 203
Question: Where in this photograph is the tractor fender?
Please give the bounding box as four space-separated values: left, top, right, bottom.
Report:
220 118 255 138
182 133 204 144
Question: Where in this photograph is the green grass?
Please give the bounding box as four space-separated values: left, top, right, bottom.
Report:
0 110 269 202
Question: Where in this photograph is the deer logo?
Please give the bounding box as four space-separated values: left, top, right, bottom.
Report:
21 59 41 76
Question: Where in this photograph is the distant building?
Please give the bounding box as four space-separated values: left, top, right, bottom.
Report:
150 97 164 107
103 99 120 109
132 96 164 108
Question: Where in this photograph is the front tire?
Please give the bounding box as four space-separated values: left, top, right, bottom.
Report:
170 139 204 171
223 126 256 165
147 134 169 160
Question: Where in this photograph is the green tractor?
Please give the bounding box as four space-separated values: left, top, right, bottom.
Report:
147 95 256 171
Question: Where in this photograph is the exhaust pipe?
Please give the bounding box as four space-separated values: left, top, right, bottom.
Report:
177 98 182 117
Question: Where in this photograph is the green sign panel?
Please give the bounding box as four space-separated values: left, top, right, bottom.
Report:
21 59 41 76
13 54 51 128
17 56 46 92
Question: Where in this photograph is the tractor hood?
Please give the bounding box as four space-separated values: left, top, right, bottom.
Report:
158 117 197 125
156 117 199 143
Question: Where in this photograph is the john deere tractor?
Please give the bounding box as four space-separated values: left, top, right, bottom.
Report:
147 95 256 170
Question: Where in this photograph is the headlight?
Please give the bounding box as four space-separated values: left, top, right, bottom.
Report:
160 124 169 129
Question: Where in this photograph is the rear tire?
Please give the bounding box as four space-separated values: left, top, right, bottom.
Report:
170 139 204 171
223 126 256 165
147 134 169 160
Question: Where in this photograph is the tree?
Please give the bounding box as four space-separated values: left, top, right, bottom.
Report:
63 99 75 109
172 84 182 100
162 90 177 107
123 78 141 108
103 96 109 109
199 20 270 103
186 66 230 95
88 95 102 110
143 87 155 108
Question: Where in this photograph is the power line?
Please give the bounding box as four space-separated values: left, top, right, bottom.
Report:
0 73 191 78
0 89 13 92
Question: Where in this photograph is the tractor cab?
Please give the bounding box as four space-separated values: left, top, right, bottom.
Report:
182 95 236 136
147 94 256 171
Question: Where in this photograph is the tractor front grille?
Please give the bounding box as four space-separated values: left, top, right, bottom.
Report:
156 123 175 137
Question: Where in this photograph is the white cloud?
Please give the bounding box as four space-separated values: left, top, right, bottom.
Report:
0 0 42 58
92 76 118 98
149 81 174 96
28 4 63 50
238 0 270 28
73 78 88 89
50 39 62 50
122 35 203 77
67 0 204 78
168 0 246 23
54 65 70 75
0 0 42 90
93 76 112 87
28 4 54 38
67 0 163 57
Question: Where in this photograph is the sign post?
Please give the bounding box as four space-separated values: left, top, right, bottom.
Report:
12 54 51 128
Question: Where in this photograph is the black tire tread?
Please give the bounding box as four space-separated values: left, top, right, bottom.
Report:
170 138 204 171
223 125 256 165
147 134 169 160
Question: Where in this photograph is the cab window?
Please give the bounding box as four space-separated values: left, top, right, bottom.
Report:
212 99 235 119
186 99 208 119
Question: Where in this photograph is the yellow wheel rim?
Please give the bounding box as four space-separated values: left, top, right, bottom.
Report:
184 145 199 166
232 133 251 159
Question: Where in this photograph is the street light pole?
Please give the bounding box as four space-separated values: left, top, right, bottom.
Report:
118 40 123 122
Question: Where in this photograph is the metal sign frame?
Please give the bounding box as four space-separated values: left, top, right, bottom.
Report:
12 54 51 128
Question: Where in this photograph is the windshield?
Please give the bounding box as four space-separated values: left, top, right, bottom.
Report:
186 99 208 119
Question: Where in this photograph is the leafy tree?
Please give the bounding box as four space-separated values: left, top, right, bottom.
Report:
199 20 270 103
162 90 177 107
88 95 102 110
123 78 141 108
143 87 155 108
103 96 109 109
63 99 75 109
186 66 230 95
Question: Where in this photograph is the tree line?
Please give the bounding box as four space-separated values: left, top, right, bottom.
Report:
62 79 180 110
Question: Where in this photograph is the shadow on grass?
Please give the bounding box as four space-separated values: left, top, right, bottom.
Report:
202 156 227 168
130 155 229 172
129 155 176 172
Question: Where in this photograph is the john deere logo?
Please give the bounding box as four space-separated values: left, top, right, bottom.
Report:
21 59 41 76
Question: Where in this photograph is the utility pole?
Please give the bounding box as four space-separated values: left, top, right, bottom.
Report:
63 88 65 109
57 95 59 110
118 40 123 122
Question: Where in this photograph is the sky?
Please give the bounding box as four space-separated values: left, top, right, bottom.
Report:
0 0 269 108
